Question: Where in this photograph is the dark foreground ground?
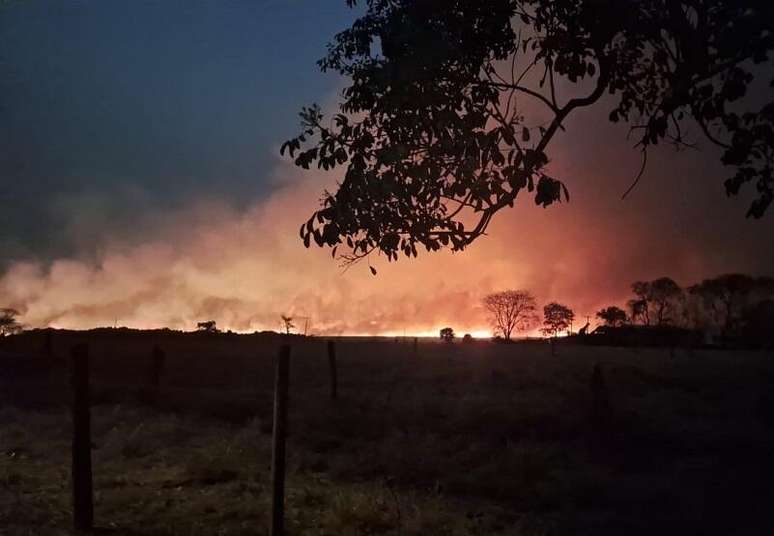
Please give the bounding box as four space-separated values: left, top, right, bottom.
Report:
1 329 773 535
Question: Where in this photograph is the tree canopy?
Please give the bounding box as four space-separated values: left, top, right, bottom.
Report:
542 302 574 337
196 320 218 333
0 308 22 336
284 0 774 266
483 289 537 340
689 273 774 333
630 277 684 326
596 306 628 327
439 326 455 342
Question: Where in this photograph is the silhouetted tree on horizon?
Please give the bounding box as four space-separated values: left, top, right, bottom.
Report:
483 290 538 341
596 306 628 327
283 0 774 268
627 298 649 326
542 302 574 338
439 327 455 342
196 320 218 333
689 274 774 335
0 308 22 336
630 278 684 326
281 315 295 335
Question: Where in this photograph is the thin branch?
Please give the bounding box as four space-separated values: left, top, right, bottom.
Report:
696 116 731 149
547 63 559 109
481 80 560 115
622 148 649 200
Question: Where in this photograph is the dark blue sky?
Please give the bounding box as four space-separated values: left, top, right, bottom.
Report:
0 0 355 262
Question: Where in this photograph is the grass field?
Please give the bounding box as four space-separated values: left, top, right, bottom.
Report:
1 330 774 535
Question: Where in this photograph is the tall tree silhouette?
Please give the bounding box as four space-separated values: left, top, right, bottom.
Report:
627 298 650 326
284 0 774 265
281 315 295 335
483 290 537 340
690 274 774 335
542 302 575 338
630 278 684 326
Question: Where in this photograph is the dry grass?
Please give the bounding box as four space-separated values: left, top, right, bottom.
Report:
1 332 774 535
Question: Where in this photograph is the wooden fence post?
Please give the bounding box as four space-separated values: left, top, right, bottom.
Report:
271 344 291 536
327 340 338 401
70 344 93 533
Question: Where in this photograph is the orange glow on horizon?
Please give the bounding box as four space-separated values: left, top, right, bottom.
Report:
374 329 494 339
0 90 743 334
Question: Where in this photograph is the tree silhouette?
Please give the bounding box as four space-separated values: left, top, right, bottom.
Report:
0 308 22 336
483 290 537 340
196 320 218 333
689 274 774 335
596 306 628 327
281 315 295 335
627 298 650 326
541 302 574 338
284 0 774 265
439 327 455 342
630 278 684 326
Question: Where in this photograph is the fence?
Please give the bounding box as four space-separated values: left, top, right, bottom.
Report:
1 334 617 534
60 339 341 534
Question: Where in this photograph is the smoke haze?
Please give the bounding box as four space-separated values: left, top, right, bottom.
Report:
2 104 772 336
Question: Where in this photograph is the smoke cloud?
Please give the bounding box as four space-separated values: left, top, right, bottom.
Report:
1 101 772 336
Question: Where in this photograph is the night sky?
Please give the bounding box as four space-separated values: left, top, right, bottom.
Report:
1 0 773 334
0 0 351 261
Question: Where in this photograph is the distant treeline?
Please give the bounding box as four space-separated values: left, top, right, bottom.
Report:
594 274 774 347
466 273 774 349
2 274 773 350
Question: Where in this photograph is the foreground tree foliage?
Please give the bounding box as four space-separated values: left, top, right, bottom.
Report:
283 0 774 266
